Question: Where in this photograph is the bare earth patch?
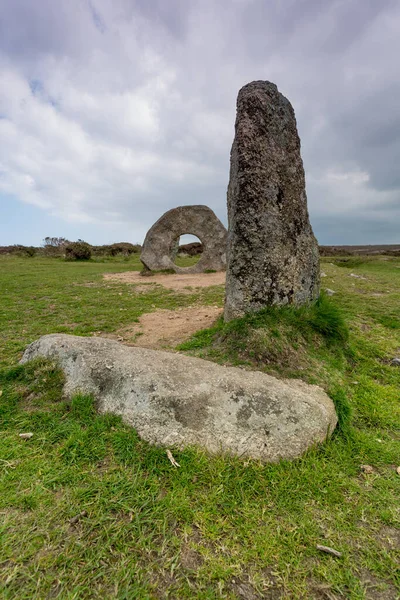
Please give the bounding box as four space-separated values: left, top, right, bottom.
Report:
103 270 225 292
98 306 222 349
100 271 224 348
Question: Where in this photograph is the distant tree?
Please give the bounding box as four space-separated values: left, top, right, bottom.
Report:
43 236 69 248
42 237 70 257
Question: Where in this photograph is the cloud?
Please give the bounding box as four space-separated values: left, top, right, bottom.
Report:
0 0 399 244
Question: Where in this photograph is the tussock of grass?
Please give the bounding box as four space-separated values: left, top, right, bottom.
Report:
328 386 352 438
178 295 348 385
307 294 349 341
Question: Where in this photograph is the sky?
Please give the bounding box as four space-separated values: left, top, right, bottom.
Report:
0 0 399 247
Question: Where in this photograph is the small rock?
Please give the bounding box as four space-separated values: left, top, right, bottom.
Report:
396 466 400 475
360 464 374 474
320 272 327 277
19 432 34 439
325 288 336 296
390 358 400 367
349 273 367 280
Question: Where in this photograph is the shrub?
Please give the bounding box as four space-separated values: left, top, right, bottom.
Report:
307 293 349 342
319 246 353 257
24 246 37 257
178 242 203 256
90 242 141 257
65 241 92 261
109 242 140 256
10 245 37 257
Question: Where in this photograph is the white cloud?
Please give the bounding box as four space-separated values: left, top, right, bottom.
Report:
0 0 399 243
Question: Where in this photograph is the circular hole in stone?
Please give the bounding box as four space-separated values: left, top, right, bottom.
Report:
173 234 203 268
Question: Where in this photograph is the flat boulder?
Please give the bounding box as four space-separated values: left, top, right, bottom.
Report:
141 205 227 274
21 334 337 462
21 334 337 461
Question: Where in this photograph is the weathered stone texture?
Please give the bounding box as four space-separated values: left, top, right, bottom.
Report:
224 81 320 321
141 205 227 274
21 334 337 462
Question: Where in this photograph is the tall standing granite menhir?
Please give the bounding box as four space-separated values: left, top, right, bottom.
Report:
224 81 320 321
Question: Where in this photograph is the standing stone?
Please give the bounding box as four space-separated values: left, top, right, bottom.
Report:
224 81 320 321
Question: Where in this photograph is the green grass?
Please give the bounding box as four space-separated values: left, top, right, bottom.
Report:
174 254 202 268
0 255 223 370
178 294 350 392
0 254 400 599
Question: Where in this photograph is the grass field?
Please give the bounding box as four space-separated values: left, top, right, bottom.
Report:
0 254 399 599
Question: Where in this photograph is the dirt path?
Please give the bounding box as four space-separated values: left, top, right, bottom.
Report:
103 270 225 292
99 306 222 350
